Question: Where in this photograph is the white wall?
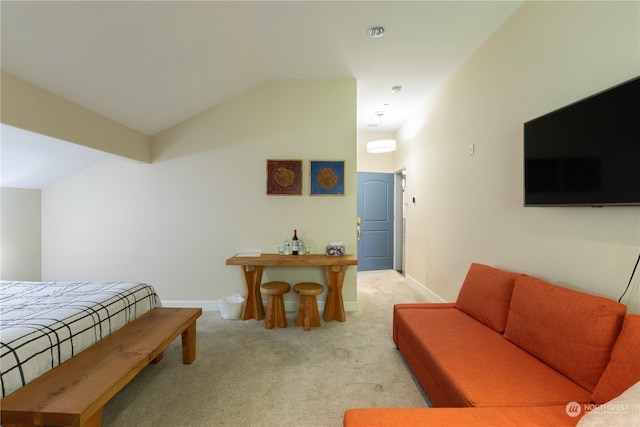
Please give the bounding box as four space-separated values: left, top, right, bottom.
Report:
395 1 640 313
0 187 41 280
42 80 358 309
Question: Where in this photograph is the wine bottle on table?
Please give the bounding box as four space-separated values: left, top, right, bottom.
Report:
292 229 299 255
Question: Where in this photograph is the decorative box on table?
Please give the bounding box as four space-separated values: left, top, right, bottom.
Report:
326 242 345 256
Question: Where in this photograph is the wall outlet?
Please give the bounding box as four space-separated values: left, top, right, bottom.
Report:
468 144 475 155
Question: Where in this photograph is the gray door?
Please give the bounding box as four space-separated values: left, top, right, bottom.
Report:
357 172 394 271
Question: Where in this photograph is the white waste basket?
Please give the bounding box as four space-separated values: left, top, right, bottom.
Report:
218 294 244 319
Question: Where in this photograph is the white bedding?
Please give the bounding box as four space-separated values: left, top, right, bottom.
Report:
0 281 161 397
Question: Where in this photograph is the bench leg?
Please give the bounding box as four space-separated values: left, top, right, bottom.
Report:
181 321 197 364
80 407 104 427
152 351 164 364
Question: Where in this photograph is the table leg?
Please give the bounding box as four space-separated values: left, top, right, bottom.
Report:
324 265 347 322
240 265 265 320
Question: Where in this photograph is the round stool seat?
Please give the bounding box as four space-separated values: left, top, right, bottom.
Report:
293 282 323 296
261 281 290 295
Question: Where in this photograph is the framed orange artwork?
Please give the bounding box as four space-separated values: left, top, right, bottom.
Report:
266 159 302 195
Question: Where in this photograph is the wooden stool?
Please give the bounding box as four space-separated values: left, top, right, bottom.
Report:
294 282 323 331
260 281 290 329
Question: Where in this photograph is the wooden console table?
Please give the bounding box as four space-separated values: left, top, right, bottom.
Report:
225 254 358 322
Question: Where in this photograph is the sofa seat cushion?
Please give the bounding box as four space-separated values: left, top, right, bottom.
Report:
344 405 584 427
504 275 626 392
394 307 592 407
455 263 519 333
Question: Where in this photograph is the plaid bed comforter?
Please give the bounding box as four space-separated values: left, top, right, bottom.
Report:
0 281 161 397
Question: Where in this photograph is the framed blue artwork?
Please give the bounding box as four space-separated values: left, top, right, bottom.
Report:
310 160 345 195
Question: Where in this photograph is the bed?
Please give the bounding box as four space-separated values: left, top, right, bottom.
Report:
0 281 161 398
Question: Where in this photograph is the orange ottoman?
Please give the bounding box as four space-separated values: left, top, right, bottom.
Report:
294 282 323 331
260 281 290 329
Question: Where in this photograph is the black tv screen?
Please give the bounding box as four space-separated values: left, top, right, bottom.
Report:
524 76 640 206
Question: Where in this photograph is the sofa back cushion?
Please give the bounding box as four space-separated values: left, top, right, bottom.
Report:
454 263 518 333
591 314 640 404
504 275 626 392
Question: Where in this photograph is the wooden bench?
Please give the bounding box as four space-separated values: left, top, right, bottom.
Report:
0 307 202 427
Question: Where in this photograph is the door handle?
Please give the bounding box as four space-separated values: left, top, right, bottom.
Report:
357 225 361 240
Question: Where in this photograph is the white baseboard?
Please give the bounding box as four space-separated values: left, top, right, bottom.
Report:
162 299 360 312
162 300 220 311
404 274 448 303
343 301 359 312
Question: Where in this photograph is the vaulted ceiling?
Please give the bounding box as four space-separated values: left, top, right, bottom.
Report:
1 1 523 188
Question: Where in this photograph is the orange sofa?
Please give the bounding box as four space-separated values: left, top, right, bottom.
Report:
344 263 640 426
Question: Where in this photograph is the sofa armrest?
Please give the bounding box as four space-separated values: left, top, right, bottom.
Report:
393 303 456 345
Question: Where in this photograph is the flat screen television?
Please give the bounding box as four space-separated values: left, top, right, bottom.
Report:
524 76 640 207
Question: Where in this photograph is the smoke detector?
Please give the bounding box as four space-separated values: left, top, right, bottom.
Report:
367 25 386 38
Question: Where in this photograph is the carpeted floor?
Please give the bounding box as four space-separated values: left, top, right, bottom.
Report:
102 270 435 426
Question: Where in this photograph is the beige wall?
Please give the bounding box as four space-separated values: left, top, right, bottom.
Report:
6 1 639 314
1 71 151 163
1 187 41 280
393 1 640 312
41 80 358 310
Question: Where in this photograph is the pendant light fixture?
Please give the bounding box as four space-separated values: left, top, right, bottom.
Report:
366 112 396 154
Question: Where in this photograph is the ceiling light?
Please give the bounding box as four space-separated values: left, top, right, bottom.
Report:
366 112 396 154
367 25 386 38
366 139 396 154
